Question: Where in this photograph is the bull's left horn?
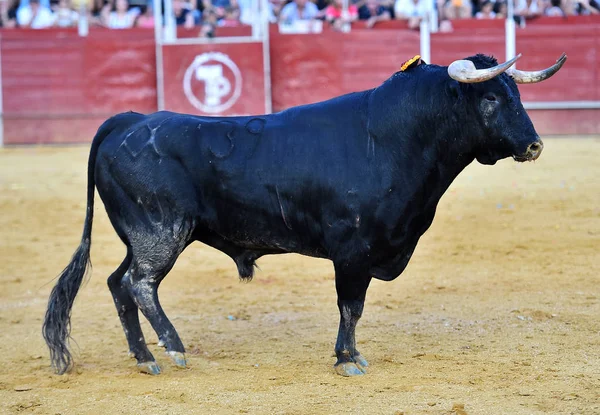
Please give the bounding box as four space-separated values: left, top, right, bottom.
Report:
448 54 521 83
507 53 567 84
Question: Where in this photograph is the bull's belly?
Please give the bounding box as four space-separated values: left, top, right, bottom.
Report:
199 206 330 259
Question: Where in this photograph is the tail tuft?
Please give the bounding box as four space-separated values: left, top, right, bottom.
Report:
42 239 91 374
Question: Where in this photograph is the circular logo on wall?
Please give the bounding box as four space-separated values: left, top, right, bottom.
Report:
183 52 243 114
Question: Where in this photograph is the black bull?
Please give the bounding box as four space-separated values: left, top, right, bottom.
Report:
43 53 566 376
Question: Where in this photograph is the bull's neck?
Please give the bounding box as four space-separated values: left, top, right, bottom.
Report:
367 80 476 190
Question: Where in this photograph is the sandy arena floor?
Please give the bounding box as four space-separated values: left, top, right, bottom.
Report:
0 138 599 415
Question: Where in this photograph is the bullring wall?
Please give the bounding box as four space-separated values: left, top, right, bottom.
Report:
1 16 598 144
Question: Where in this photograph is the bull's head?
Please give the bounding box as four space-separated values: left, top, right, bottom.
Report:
447 53 567 165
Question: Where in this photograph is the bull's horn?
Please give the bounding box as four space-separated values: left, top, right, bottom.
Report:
448 54 521 83
507 53 567 84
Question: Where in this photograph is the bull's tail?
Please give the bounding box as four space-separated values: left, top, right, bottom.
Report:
42 116 120 374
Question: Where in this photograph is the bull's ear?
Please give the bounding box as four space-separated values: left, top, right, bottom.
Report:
447 80 461 99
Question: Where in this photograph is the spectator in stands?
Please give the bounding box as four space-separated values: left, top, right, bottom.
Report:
314 0 328 10
222 0 240 24
516 0 541 18
237 0 253 24
17 0 56 27
0 0 19 27
544 0 565 14
135 0 154 26
358 0 391 28
88 0 106 25
475 0 495 16
379 0 395 15
174 0 194 27
201 0 238 25
279 0 319 23
217 0 241 25
199 0 240 37
17 0 50 12
324 0 358 30
394 0 426 29
494 0 507 17
104 0 137 27
573 0 599 13
267 0 285 21
441 0 471 19
54 0 78 26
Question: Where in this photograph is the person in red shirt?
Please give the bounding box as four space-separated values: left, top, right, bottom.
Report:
324 0 358 30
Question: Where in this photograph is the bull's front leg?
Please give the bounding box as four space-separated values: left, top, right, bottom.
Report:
333 264 372 376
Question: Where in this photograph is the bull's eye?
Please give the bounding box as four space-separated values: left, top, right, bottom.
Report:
485 94 497 102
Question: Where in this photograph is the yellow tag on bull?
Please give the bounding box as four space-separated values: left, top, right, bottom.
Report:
399 55 423 72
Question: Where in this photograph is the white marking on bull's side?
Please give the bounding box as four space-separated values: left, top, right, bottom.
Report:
275 186 293 231
366 133 375 159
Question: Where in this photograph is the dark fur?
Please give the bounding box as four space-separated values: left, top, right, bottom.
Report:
43 56 541 374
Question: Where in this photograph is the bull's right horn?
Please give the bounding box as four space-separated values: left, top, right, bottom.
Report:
507 53 568 84
448 54 522 83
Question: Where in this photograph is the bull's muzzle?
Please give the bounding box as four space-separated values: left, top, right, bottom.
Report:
514 139 544 162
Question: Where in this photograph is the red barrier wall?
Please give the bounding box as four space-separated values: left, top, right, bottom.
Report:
1 17 599 144
270 22 419 110
520 17 599 134
1 29 157 144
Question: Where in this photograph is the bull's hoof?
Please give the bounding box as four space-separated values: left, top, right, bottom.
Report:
166 351 187 369
335 362 367 377
137 361 161 375
354 354 369 371
157 339 166 348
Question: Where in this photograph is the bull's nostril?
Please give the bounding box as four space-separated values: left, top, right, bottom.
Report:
529 142 542 152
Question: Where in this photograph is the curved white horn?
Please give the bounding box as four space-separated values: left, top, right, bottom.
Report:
507 53 567 84
448 54 522 83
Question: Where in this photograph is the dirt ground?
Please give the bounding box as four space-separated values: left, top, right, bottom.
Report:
0 138 599 415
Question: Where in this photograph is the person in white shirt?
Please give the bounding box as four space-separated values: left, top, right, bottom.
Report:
17 0 56 28
394 0 426 29
279 0 319 24
516 0 541 17
106 0 137 28
55 0 79 27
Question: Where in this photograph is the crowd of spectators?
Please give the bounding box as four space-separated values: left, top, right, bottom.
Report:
0 0 598 31
0 0 252 30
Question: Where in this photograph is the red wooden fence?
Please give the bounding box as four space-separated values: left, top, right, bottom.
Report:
1 16 599 144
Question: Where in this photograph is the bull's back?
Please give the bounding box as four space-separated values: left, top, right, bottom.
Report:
94 93 375 255
181 92 375 253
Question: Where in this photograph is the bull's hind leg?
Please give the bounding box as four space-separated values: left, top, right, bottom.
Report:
123 221 194 372
125 265 187 369
107 254 159 375
333 264 372 377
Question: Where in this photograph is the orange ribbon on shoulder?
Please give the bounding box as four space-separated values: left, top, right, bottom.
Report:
399 55 423 72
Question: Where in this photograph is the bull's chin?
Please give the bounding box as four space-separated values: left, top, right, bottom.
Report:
512 154 532 162
476 154 500 165
512 152 541 162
